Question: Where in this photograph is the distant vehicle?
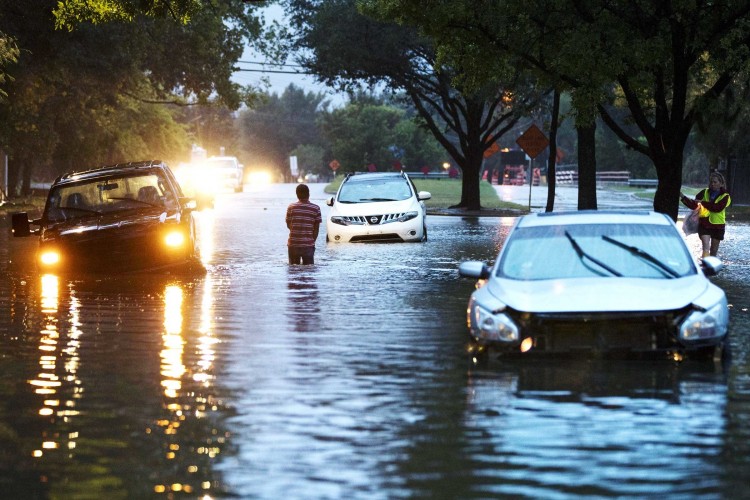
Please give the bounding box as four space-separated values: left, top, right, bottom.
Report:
10 161 203 274
326 172 431 243
205 156 244 193
459 210 730 362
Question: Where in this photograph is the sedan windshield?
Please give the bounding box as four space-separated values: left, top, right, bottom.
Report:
498 223 696 280
337 177 413 203
44 172 177 222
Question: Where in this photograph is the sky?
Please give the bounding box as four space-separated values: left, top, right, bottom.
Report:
232 4 347 106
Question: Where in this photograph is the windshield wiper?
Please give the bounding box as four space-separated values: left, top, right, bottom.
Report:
564 231 622 277
601 235 680 278
359 197 399 202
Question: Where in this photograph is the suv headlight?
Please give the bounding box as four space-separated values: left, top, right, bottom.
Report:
330 215 364 226
468 300 519 342
679 298 729 342
396 211 418 223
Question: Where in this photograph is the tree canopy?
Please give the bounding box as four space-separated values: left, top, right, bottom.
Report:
0 0 264 194
366 0 750 219
285 0 545 210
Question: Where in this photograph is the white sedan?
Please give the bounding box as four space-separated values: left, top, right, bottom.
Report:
459 210 730 362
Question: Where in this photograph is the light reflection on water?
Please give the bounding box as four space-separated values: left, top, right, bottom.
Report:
1 189 749 498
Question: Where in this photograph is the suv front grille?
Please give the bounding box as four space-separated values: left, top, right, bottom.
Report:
340 213 411 225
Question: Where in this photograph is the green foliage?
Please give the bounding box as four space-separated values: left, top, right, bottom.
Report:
0 33 18 100
0 0 265 194
320 102 404 171
52 0 203 31
237 84 331 179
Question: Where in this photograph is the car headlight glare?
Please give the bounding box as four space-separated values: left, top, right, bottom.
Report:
39 250 61 266
679 300 729 342
165 231 186 247
471 302 519 342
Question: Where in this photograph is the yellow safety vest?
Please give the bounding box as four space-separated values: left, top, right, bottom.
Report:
700 190 730 224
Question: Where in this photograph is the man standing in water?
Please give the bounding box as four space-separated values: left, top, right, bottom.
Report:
286 183 322 265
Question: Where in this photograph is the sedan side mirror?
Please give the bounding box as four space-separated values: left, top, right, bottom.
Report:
459 261 490 279
700 256 723 276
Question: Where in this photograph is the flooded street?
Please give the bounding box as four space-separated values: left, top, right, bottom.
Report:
1 183 749 498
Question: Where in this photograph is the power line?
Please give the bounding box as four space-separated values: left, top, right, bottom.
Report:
237 60 306 68
233 67 314 75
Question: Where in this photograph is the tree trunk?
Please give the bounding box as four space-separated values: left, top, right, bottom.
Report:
653 152 684 221
455 146 483 210
546 90 560 212
577 123 597 210
21 162 33 196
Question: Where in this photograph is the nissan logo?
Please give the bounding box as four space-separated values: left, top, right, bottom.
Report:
369 216 379 224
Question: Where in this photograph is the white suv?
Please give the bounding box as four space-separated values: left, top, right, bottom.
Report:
326 172 431 243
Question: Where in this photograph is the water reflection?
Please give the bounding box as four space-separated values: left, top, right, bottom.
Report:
459 360 729 497
2 271 235 497
30 274 82 458
286 267 321 333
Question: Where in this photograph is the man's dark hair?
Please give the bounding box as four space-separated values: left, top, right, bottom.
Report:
296 183 310 200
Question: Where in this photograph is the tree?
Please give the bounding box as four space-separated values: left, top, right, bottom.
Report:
237 84 331 180
374 0 750 219
51 0 205 30
0 0 264 194
285 0 544 210
0 32 18 100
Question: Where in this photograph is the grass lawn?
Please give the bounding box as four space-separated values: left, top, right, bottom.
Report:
0 196 46 217
324 176 526 210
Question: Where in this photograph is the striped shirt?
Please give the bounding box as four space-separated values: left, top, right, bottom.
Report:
286 200 322 247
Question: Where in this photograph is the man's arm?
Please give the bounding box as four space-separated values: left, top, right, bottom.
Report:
312 222 320 241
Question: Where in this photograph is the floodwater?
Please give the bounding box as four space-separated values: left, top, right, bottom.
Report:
1 183 749 499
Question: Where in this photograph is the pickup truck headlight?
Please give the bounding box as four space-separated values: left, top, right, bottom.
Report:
679 299 729 342
469 300 519 342
39 249 61 267
164 230 186 248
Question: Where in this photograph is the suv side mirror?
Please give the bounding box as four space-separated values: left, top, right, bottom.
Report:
326 196 334 207
10 212 31 237
418 191 432 201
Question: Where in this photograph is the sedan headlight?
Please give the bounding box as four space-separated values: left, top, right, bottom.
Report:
679 298 729 342
469 300 519 342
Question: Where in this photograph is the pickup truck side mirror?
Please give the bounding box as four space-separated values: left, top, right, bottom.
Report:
10 212 31 237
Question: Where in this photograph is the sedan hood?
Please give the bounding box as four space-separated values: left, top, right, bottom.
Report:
486 275 712 313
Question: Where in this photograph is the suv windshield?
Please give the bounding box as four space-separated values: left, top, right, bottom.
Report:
498 223 696 280
44 171 177 222
337 176 414 203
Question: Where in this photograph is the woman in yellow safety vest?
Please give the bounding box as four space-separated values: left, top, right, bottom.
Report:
680 171 731 258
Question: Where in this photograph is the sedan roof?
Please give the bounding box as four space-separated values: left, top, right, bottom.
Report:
516 210 673 228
